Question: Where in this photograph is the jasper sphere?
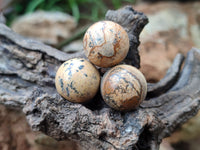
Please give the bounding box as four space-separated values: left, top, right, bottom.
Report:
101 65 147 111
83 21 129 68
55 58 100 103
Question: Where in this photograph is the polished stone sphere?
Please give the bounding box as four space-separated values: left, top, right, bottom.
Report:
101 65 147 111
55 58 100 103
83 21 129 68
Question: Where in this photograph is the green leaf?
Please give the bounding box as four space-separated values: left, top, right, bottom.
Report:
15 4 23 13
95 0 107 12
112 0 121 9
68 0 79 22
91 6 98 21
26 0 45 13
123 0 135 3
45 0 62 10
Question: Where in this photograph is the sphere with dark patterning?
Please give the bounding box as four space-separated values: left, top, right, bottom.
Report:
101 65 147 111
83 21 129 68
55 58 100 103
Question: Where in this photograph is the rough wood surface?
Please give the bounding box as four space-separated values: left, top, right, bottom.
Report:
106 6 148 68
1 6 200 150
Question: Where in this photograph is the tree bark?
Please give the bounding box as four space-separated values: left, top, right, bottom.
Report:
1 6 200 150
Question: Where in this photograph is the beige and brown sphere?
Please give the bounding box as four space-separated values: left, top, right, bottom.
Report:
101 65 147 111
55 58 100 103
83 21 129 68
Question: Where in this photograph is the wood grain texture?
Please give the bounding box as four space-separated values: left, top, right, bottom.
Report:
1 6 200 150
106 6 148 68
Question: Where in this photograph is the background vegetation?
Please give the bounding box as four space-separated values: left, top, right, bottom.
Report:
5 0 136 25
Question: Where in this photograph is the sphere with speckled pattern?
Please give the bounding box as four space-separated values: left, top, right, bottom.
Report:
83 21 129 68
55 58 100 103
101 65 147 111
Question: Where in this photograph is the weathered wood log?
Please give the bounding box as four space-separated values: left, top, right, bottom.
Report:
1 5 200 150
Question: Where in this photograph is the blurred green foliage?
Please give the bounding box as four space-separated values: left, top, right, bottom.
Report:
6 0 136 25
